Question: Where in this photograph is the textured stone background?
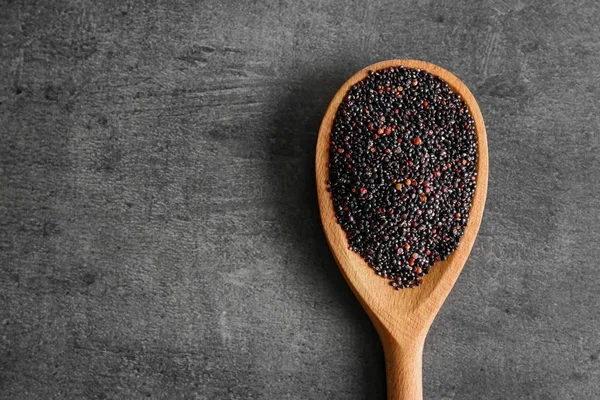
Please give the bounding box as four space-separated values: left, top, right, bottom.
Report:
1 1 600 399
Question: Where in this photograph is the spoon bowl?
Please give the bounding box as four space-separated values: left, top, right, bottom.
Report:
315 60 488 400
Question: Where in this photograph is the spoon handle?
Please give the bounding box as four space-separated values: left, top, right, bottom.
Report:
382 334 425 400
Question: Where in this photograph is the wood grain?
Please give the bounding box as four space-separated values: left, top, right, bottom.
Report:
315 60 488 400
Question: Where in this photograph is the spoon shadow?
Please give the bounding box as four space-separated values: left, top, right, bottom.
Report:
267 64 386 398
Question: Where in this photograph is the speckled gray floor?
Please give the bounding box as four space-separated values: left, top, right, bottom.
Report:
1 1 600 399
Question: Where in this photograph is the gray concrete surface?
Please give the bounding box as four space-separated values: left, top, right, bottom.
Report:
1 0 599 399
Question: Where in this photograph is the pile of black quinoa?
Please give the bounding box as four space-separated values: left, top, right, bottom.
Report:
328 66 478 289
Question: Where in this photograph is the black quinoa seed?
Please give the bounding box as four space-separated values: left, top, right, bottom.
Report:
328 66 478 290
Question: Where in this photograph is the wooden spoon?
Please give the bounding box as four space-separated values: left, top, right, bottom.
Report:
315 60 488 400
